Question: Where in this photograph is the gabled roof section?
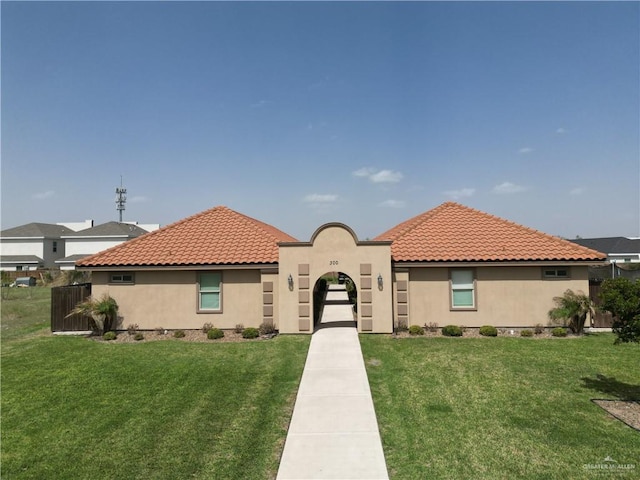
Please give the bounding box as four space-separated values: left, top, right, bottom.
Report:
375 202 606 263
64 222 149 238
0 255 44 264
1 222 74 238
77 206 298 267
571 237 640 255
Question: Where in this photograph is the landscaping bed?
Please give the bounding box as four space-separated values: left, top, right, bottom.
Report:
92 329 277 343
394 327 575 339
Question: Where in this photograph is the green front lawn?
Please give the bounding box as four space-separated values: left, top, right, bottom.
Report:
1 287 310 479
360 335 640 480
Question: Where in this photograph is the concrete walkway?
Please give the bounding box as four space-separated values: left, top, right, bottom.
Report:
277 284 389 480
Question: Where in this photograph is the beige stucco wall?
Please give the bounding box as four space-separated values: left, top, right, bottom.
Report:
91 269 265 330
406 265 590 328
278 224 393 334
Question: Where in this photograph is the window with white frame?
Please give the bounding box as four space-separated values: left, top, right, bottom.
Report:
198 272 221 312
110 273 135 284
450 269 475 309
543 268 569 279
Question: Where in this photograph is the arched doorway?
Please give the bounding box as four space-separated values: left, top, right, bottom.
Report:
312 272 357 330
278 223 394 334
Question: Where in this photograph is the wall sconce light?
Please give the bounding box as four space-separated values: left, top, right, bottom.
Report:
377 273 383 290
288 274 294 291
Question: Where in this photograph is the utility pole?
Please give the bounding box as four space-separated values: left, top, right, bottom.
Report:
115 176 127 223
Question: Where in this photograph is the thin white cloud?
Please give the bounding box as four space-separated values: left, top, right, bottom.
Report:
129 196 149 203
303 194 338 203
569 187 585 196
370 170 403 183
444 188 476 200
518 147 533 154
250 100 272 108
556 127 566 134
352 167 403 184
32 190 55 200
379 199 406 208
352 167 376 178
492 182 528 194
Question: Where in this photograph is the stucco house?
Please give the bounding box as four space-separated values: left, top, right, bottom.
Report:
77 202 606 333
570 236 640 281
0 223 74 271
56 222 151 270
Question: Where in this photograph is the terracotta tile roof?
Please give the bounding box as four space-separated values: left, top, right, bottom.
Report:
77 206 298 267
375 202 606 263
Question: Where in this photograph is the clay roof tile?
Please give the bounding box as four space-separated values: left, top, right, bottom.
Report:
77 206 297 267
374 202 606 263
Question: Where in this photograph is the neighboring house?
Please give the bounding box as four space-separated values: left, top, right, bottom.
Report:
77 202 606 333
56 222 150 270
570 237 640 280
0 223 74 271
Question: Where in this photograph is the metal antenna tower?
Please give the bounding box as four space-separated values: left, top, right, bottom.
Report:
115 176 127 223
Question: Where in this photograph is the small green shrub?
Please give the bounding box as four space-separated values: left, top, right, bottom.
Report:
259 321 277 335
207 328 224 340
242 327 260 339
133 332 144 341
234 323 244 334
103 331 117 341
479 325 498 337
408 325 425 336
534 323 545 335
520 329 533 337
442 325 463 337
202 322 214 334
552 327 567 337
173 330 186 338
127 323 139 336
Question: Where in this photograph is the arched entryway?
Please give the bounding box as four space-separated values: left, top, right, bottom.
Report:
278 223 394 334
313 272 357 330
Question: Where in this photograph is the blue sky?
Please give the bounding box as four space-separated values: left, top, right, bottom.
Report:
2 1 639 241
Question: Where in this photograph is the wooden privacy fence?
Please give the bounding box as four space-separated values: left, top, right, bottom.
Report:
51 284 91 331
589 282 614 328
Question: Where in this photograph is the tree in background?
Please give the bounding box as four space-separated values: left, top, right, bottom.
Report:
599 278 640 344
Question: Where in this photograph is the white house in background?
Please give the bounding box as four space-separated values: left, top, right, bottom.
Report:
1 220 160 271
56 222 153 270
571 236 640 280
0 223 74 271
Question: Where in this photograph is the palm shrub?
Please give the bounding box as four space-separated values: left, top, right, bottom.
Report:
67 294 119 335
548 289 594 335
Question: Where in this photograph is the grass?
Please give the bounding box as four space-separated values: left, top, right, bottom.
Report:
1 287 310 479
360 334 640 480
4 287 639 479
1 286 52 342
